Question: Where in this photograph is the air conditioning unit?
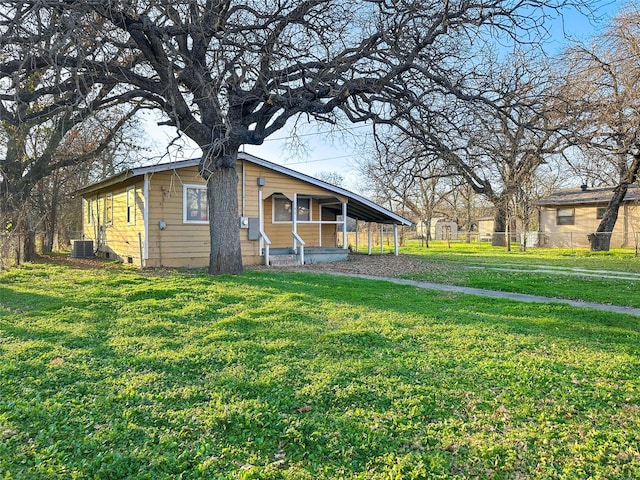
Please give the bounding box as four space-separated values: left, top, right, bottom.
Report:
71 240 94 258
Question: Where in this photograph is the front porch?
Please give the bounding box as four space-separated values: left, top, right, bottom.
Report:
243 158 412 266
257 191 409 266
268 247 349 266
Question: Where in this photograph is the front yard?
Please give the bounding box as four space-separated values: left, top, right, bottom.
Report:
1 261 640 479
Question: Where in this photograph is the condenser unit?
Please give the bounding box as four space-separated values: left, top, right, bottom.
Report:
71 240 94 258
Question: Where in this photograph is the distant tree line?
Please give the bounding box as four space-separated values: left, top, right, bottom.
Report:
359 2 640 252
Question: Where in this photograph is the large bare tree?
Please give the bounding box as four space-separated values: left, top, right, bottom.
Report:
4 0 598 272
0 3 140 263
360 133 454 247
559 2 640 251
362 52 567 246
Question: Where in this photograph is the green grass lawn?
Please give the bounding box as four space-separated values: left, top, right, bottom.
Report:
387 241 640 308
398 239 640 271
1 263 640 479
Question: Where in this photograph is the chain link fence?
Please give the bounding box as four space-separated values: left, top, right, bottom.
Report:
346 229 640 251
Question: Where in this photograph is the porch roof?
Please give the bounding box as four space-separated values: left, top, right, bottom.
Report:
76 153 413 226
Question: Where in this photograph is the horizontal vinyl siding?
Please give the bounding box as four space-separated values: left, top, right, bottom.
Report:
540 205 636 247
82 180 145 263
245 162 343 201
84 160 347 268
146 169 209 267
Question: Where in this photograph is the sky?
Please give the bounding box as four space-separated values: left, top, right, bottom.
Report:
140 1 622 192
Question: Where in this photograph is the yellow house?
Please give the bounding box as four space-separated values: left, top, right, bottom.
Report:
75 153 412 268
538 185 640 248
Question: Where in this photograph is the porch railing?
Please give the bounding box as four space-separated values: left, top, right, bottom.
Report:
259 229 271 266
292 231 306 265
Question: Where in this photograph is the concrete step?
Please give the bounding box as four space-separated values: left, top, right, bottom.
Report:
269 254 299 267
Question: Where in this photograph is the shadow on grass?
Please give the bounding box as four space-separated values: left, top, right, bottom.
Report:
240 270 640 344
2 264 640 478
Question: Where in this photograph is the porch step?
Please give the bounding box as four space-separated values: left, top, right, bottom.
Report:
269 254 298 267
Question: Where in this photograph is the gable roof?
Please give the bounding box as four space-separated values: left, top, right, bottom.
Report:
537 185 640 207
77 152 412 226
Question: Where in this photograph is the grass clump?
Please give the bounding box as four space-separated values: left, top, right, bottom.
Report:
1 263 640 479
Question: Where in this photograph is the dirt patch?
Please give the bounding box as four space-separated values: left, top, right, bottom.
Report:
33 252 444 278
252 253 448 278
33 254 123 270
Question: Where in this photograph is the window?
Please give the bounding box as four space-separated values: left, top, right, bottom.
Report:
556 208 575 225
183 185 208 223
596 207 607 219
87 198 93 225
126 187 136 225
273 195 311 222
297 198 311 222
105 193 113 225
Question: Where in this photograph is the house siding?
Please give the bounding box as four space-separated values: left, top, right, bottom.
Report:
539 204 640 247
83 160 342 268
82 179 145 264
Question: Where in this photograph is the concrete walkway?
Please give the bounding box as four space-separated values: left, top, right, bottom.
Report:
323 271 640 317
466 264 640 281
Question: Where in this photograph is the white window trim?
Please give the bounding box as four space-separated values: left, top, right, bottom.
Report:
104 193 113 226
126 186 136 225
183 184 209 224
87 197 93 225
556 208 575 226
272 195 312 223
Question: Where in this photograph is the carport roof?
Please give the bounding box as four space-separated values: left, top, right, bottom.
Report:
76 152 413 226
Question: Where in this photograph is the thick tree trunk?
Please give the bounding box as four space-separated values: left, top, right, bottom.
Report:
589 153 640 252
205 152 243 275
491 201 507 247
13 217 36 264
589 186 623 252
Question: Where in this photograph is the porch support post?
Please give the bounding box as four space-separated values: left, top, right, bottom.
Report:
258 188 264 254
143 173 149 264
318 205 322 247
355 219 359 253
292 193 298 252
380 223 384 254
393 224 399 256
342 201 348 249
368 222 372 255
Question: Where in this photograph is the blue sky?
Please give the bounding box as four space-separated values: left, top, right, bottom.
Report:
142 1 622 191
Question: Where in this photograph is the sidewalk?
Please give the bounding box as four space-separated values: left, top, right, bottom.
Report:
466 264 640 281
323 271 640 317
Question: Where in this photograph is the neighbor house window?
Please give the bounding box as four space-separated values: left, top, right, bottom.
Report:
596 207 607 219
126 187 136 225
183 185 208 223
556 208 575 225
273 195 311 222
104 193 113 225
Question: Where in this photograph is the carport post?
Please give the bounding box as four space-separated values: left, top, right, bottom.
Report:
368 223 372 255
342 201 348 249
355 219 359 253
380 224 384 254
393 224 399 256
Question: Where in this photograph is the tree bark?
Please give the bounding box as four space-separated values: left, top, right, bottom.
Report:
589 153 640 251
205 152 243 275
491 200 508 247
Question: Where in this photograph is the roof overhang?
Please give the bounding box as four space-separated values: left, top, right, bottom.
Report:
76 154 413 226
537 185 640 207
